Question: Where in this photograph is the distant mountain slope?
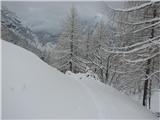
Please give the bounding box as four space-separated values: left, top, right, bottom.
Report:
1 6 42 57
1 7 41 43
35 31 59 45
1 6 58 59
2 40 156 119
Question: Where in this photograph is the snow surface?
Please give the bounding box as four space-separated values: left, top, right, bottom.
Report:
2 40 157 119
151 89 160 113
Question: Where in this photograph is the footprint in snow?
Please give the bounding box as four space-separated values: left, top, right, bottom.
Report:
22 84 26 91
10 87 15 91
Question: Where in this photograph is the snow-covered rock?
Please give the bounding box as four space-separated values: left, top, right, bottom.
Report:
2 40 157 119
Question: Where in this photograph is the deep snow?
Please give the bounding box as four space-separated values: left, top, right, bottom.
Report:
2 40 157 119
151 89 160 116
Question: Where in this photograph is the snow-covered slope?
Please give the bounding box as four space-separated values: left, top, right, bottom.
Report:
2 40 157 119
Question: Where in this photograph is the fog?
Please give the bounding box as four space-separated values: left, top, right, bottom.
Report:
2 1 123 33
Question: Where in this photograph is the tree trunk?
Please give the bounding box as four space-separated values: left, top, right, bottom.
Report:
142 8 156 107
86 32 90 59
70 14 74 72
105 71 108 84
148 78 152 109
143 59 151 106
69 61 72 72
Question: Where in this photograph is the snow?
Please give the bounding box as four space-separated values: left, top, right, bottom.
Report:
133 21 160 33
151 89 160 113
107 1 159 12
101 35 160 54
114 17 160 25
2 40 157 119
123 52 160 63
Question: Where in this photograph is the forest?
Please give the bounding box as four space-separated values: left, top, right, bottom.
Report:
1 0 160 118
51 1 160 110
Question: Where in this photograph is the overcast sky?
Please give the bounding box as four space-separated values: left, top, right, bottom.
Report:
2 1 123 33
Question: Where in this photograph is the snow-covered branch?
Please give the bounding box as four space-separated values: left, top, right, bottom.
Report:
112 17 160 26
133 21 160 33
102 35 160 54
141 71 160 81
123 51 160 63
110 63 145 74
105 1 160 13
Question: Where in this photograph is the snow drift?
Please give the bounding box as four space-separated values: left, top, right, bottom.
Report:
2 40 157 119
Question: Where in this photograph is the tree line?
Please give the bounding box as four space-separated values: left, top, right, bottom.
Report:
49 1 160 109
